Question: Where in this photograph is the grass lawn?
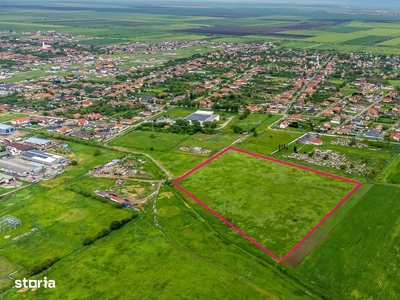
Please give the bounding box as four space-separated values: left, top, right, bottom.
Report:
165 107 199 118
220 114 281 133
0 256 20 291
378 152 400 184
297 184 400 299
177 133 241 151
144 151 206 178
235 129 302 155
110 130 189 152
1 186 320 300
176 149 358 259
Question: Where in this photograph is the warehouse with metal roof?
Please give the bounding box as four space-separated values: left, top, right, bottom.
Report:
25 137 53 147
0 158 44 176
21 150 66 165
186 110 220 125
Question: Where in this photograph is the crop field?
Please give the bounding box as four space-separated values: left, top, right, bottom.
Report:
297 184 400 299
343 35 393 45
2 3 400 55
175 148 360 260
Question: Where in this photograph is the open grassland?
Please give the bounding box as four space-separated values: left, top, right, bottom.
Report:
177 133 241 151
1 186 321 300
297 184 400 299
235 129 302 155
110 130 189 152
378 152 400 184
177 149 357 259
0 256 20 291
220 114 281 133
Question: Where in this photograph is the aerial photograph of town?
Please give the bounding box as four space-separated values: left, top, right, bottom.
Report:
1 0 400 298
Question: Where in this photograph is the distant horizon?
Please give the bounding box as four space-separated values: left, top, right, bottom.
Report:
1 0 400 9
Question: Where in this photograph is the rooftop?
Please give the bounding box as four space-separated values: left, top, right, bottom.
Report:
26 137 53 145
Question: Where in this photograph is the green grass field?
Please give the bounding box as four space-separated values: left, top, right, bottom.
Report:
0 256 20 291
110 130 189 152
297 184 400 299
177 149 357 258
178 133 241 151
235 129 302 155
1 186 321 299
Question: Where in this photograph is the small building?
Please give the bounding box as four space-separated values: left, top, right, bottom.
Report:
0 174 16 184
309 138 323 145
364 130 380 139
186 110 220 125
0 123 16 135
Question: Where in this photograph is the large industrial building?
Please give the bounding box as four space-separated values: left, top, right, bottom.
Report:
186 110 220 125
0 158 44 176
21 149 67 165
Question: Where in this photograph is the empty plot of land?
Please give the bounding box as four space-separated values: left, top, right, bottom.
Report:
110 130 189 152
175 148 359 260
0 256 20 290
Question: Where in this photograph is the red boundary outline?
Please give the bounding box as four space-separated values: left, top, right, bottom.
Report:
173 147 362 262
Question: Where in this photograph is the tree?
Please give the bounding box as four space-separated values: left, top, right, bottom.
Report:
83 237 94 246
71 159 78 166
232 125 243 134
253 130 258 137
293 146 297 153
93 149 101 157
109 220 122 231
203 121 217 129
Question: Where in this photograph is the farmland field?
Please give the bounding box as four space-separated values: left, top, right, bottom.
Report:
297 184 400 299
175 148 359 259
343 35 393 45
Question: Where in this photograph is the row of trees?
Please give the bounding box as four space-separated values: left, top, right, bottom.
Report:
138 119 217 135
